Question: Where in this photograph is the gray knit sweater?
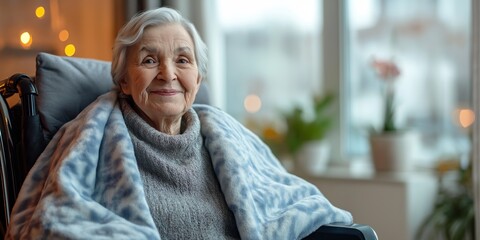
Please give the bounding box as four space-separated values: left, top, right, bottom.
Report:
120 98 240 239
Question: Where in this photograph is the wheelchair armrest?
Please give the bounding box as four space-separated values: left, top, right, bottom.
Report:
304 223 378 240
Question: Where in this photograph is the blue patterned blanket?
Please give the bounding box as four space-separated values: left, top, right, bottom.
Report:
6 91 352 239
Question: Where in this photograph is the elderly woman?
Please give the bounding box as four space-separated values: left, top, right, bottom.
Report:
5 8 352 240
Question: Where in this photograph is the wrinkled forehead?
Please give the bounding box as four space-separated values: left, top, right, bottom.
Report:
128 23 195 57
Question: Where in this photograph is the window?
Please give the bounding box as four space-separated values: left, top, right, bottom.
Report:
218 0 323 132
344 0 472 165
193 0 472 166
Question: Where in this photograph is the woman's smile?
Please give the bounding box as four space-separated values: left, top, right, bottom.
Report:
150 88 184 96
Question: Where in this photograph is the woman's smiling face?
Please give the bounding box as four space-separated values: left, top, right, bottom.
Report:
121 23 201 132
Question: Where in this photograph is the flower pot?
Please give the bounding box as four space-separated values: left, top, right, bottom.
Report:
294 140 330 175
369 131 419 172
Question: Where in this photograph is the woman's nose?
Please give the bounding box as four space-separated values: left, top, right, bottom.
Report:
156 62 176 81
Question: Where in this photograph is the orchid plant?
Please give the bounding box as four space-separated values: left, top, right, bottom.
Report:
371 58 401 132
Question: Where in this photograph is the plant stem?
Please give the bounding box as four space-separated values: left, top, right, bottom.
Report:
383 89 396 132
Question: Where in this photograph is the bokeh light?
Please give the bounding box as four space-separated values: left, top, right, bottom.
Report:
35 6 45 18
64 44 76 56
20 32 32 49
458 108 475 128
58 30 69 42
244 94 262 113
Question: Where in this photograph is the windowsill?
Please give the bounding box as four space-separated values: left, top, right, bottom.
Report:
291 158 438 184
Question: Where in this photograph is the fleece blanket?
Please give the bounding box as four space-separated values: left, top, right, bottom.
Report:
6 91 352 240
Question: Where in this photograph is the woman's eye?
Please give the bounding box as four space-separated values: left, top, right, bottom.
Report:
142 57 158 67
177 58 189 64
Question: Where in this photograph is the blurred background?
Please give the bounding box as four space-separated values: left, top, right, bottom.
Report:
0 0 476 239
0 0 472 164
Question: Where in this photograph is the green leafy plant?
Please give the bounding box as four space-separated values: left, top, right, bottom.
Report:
416 161 475 240
261 93 335 159
282 93 335 155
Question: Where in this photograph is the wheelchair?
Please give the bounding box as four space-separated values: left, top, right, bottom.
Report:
0 52 377 240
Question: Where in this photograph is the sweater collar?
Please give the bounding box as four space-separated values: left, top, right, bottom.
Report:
120 98 202 154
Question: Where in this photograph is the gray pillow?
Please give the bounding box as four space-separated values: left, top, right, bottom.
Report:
35 52 210 141
35 52 114 140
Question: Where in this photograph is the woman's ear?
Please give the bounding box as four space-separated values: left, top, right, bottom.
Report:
195 76 202 92
119 78 130 95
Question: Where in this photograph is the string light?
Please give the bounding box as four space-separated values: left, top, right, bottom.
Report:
31 4 76 56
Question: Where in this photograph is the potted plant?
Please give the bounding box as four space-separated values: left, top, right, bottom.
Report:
368 57 418 171
262 93 335 174
416 160 474 240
